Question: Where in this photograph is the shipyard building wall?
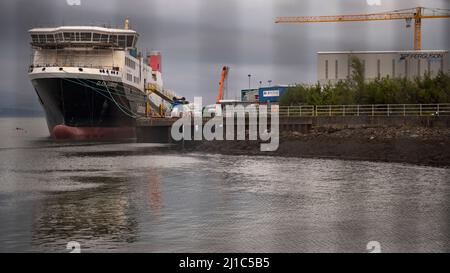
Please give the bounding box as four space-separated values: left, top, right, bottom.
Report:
318 51 449 85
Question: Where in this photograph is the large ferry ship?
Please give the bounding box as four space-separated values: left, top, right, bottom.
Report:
28 20 170 139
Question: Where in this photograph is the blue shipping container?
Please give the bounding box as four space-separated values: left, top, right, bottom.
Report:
258 86 288 103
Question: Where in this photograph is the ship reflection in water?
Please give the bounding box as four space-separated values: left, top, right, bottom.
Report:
31 176 139 249
0 118 450 253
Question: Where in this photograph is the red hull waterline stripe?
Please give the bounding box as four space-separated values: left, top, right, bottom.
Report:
51 125 136 139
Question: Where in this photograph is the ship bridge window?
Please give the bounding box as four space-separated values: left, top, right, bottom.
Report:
46 34 55 43
100 34 108 43
126 35 134 48
93 33 101 42
38 34 46 43
63 32 75 42
80 32 92 41
118 35 126 48
55 33 63 42
31 34 39 43
110 35 117 45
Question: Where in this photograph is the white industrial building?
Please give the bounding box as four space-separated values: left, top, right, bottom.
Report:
318 50 449 85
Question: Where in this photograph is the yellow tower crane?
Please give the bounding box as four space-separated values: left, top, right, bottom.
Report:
275 7 450 51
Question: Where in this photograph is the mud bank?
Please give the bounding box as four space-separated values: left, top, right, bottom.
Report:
182 126 450 167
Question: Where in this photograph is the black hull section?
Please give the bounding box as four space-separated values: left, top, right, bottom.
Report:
31 78 147 134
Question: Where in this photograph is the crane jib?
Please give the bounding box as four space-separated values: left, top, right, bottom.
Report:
275 6 450 51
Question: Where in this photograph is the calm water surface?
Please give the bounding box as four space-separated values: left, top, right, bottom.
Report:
0 118 449 253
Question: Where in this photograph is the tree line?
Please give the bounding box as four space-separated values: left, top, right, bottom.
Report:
280 57 450 106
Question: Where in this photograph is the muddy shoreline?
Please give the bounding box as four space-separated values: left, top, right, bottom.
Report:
182 126 450 168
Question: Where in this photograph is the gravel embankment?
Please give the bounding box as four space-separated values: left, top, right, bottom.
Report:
182 126 450 167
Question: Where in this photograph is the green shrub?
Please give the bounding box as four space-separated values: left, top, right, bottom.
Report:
280 57 450 106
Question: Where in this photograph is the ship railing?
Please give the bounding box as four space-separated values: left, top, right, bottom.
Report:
29 63 121 71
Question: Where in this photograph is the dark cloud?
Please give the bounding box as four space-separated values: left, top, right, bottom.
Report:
0 0 448 110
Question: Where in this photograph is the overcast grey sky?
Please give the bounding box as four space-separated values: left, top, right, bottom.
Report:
0 0 449 113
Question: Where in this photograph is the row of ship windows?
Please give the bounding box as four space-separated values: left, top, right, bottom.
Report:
125 57 136 70
31 32 135 48
126 73 140 84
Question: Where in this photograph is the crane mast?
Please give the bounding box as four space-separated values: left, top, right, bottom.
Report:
216 66 230 103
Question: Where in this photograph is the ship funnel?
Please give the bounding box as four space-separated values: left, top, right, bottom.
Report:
124 18 130 30
148 51 162 73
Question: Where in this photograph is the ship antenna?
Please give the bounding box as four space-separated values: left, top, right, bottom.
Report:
124 18 130 30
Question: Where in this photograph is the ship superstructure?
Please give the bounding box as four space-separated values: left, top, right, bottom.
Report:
28 20 168 139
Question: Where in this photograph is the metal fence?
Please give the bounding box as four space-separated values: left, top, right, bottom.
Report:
278 104 450 117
